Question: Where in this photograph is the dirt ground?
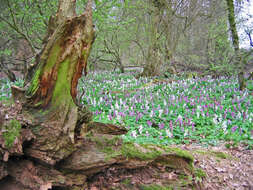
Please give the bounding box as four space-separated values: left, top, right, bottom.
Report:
175 143 253 190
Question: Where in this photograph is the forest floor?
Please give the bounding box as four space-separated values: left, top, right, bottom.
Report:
174 143 253 190
0 102 253 190
87 144 253 190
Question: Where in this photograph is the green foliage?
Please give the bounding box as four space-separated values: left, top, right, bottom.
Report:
0 78 24 101
194 168 206 178
76 72 253 147
206 16 235 74
2 119 21 148
0 0 57 48
139 184 173 190
247 80 253 91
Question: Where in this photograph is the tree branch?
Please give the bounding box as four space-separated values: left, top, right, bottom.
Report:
0 16 36 54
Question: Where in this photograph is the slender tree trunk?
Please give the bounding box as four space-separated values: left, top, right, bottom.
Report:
140 0 163 77
225 0 246 90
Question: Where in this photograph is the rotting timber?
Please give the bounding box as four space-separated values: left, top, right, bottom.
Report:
0 0 200 189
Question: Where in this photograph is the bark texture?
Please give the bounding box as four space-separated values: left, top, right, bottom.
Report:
225 0 246 90
19 0 95 164
139 0 163 77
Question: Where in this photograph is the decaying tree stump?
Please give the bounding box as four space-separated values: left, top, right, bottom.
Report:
0 105 197 190
0 0 200 189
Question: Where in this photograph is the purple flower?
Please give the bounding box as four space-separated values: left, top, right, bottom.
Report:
231 112 235 118
119 112 125 117
147 120 152 127
231 126 238 133
191 123 195 131
177 115 183 126
169 120 173 131
233 105 237 112
158 123 165 129
129 111 135 117
243 111 247 120
187 118 191 126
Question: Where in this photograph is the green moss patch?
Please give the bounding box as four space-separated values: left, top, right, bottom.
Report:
139 184 173 190
194 150 233 160
194 168 206 178
2 119 21 148
121 143 163 160
162 146 194 163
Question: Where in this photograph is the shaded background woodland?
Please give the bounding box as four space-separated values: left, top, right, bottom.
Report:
0 0 253 81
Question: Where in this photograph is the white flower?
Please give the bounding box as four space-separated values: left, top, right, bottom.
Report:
237 112 241 119
221 121 227 133
150 110 154 118
184 129 189 137
166 129 173 138
163 99 167 106
115 102 119 110
159 109 163 117
177 115 183 120
197 111 200 118
213 115 218 125
138 125 143 134
116 114 121 121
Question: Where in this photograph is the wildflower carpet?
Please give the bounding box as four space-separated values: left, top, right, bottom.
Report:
0 72 252 189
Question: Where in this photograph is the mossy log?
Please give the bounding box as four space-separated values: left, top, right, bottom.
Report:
0 115 198 190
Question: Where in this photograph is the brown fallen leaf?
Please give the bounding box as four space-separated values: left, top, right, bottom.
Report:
40 182 52 190
3 151 9 162
90 186 99 190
